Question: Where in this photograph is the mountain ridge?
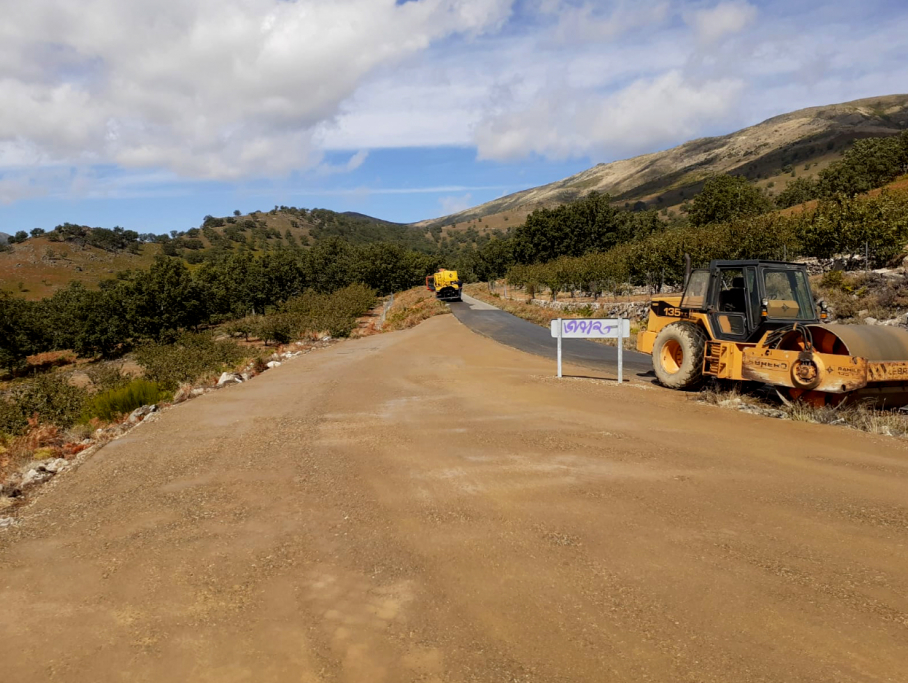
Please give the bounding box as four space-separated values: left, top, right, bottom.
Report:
419 93 908 230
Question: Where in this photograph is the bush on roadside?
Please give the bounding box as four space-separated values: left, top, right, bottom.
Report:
255 313 294 345
283 284 376 338
135 333 245 391
84 379 170 421
0 373 88 436
223 316 259 342
382 288 449 331
86 363 131 392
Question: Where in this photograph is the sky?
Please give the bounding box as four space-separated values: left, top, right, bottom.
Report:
0 0 906 234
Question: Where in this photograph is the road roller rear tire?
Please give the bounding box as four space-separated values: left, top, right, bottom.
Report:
653 322 707 390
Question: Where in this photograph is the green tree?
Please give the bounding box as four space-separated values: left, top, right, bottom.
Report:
123 257 206 339
0 291 39 373
688 175 773 227
816 132 908 198
776 177 819 209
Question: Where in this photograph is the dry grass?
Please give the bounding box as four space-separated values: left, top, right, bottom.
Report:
0 417 69 483
381 287 450 331
0 238 161 300
698 383 908 438
812 269 908 323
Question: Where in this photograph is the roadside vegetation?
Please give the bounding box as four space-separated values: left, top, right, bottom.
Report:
381 287 450 332
699 384 908 439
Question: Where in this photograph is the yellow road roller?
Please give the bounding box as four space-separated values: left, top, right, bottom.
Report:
636 260 908 406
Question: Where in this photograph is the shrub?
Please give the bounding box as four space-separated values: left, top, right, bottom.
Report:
255 314 294 345
85 379 169 421
135 333 245 390
282 284 375 338
819 269 846 290
224 316 258 341
86 363 130 392
0 373 88 436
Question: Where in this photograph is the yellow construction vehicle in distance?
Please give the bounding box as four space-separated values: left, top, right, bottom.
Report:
637 259 908 406
426 269 463 303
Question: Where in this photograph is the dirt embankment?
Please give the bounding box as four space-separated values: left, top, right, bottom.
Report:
1 315 908 682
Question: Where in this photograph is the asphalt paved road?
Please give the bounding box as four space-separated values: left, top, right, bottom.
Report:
450 293 654 377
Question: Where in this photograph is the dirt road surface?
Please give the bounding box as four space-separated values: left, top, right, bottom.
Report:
2 315 908 682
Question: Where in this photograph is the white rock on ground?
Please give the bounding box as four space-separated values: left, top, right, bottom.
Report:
266 361 281 369
217 372 243 387
128 404 158 424
43 458 69 474
0 516 18 528
21 469 51 488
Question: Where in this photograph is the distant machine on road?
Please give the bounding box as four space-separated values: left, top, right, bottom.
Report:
637 259 908 406
426 269 463 303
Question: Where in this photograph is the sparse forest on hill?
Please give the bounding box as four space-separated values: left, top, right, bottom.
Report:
464 131 908 296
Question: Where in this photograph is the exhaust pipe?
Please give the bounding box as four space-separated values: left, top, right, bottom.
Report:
683 253 691 289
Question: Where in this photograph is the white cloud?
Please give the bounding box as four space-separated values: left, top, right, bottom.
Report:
315 150 369 175
474 70 744 161
687 1 758 46
0 0 514 180
546 1 673 45
0 0 905 207
439 192 473 214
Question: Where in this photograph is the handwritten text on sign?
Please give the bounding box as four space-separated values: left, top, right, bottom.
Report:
549 318 630 339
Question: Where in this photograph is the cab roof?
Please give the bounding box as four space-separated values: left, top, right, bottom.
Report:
706 260 805 269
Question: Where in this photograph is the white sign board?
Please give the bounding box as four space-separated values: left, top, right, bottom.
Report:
549 318 630 339
550 318 631 383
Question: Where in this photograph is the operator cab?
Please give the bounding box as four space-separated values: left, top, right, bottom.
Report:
680 260 819 342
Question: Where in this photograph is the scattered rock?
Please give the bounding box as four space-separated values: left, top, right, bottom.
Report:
321 335 332 342
266 361 281 369
864 317 878 325
739 405 787 419
217 372 243 387
0 516 18 528
241 372 252 381
128 404 158 424
191 388 207 397
857 309 869 319
42 458 69 474
21 469 51 488
0 477 22 497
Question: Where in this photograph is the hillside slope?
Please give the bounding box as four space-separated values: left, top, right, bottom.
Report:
0 208 444 300
424 94 908 230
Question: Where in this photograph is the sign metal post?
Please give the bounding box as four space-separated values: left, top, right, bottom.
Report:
557 318 563 378
617 314 623 384
550 317 629 383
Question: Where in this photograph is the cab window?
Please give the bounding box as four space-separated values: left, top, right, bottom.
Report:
763 269 813 320
680 270 710 310
716 269 746 314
